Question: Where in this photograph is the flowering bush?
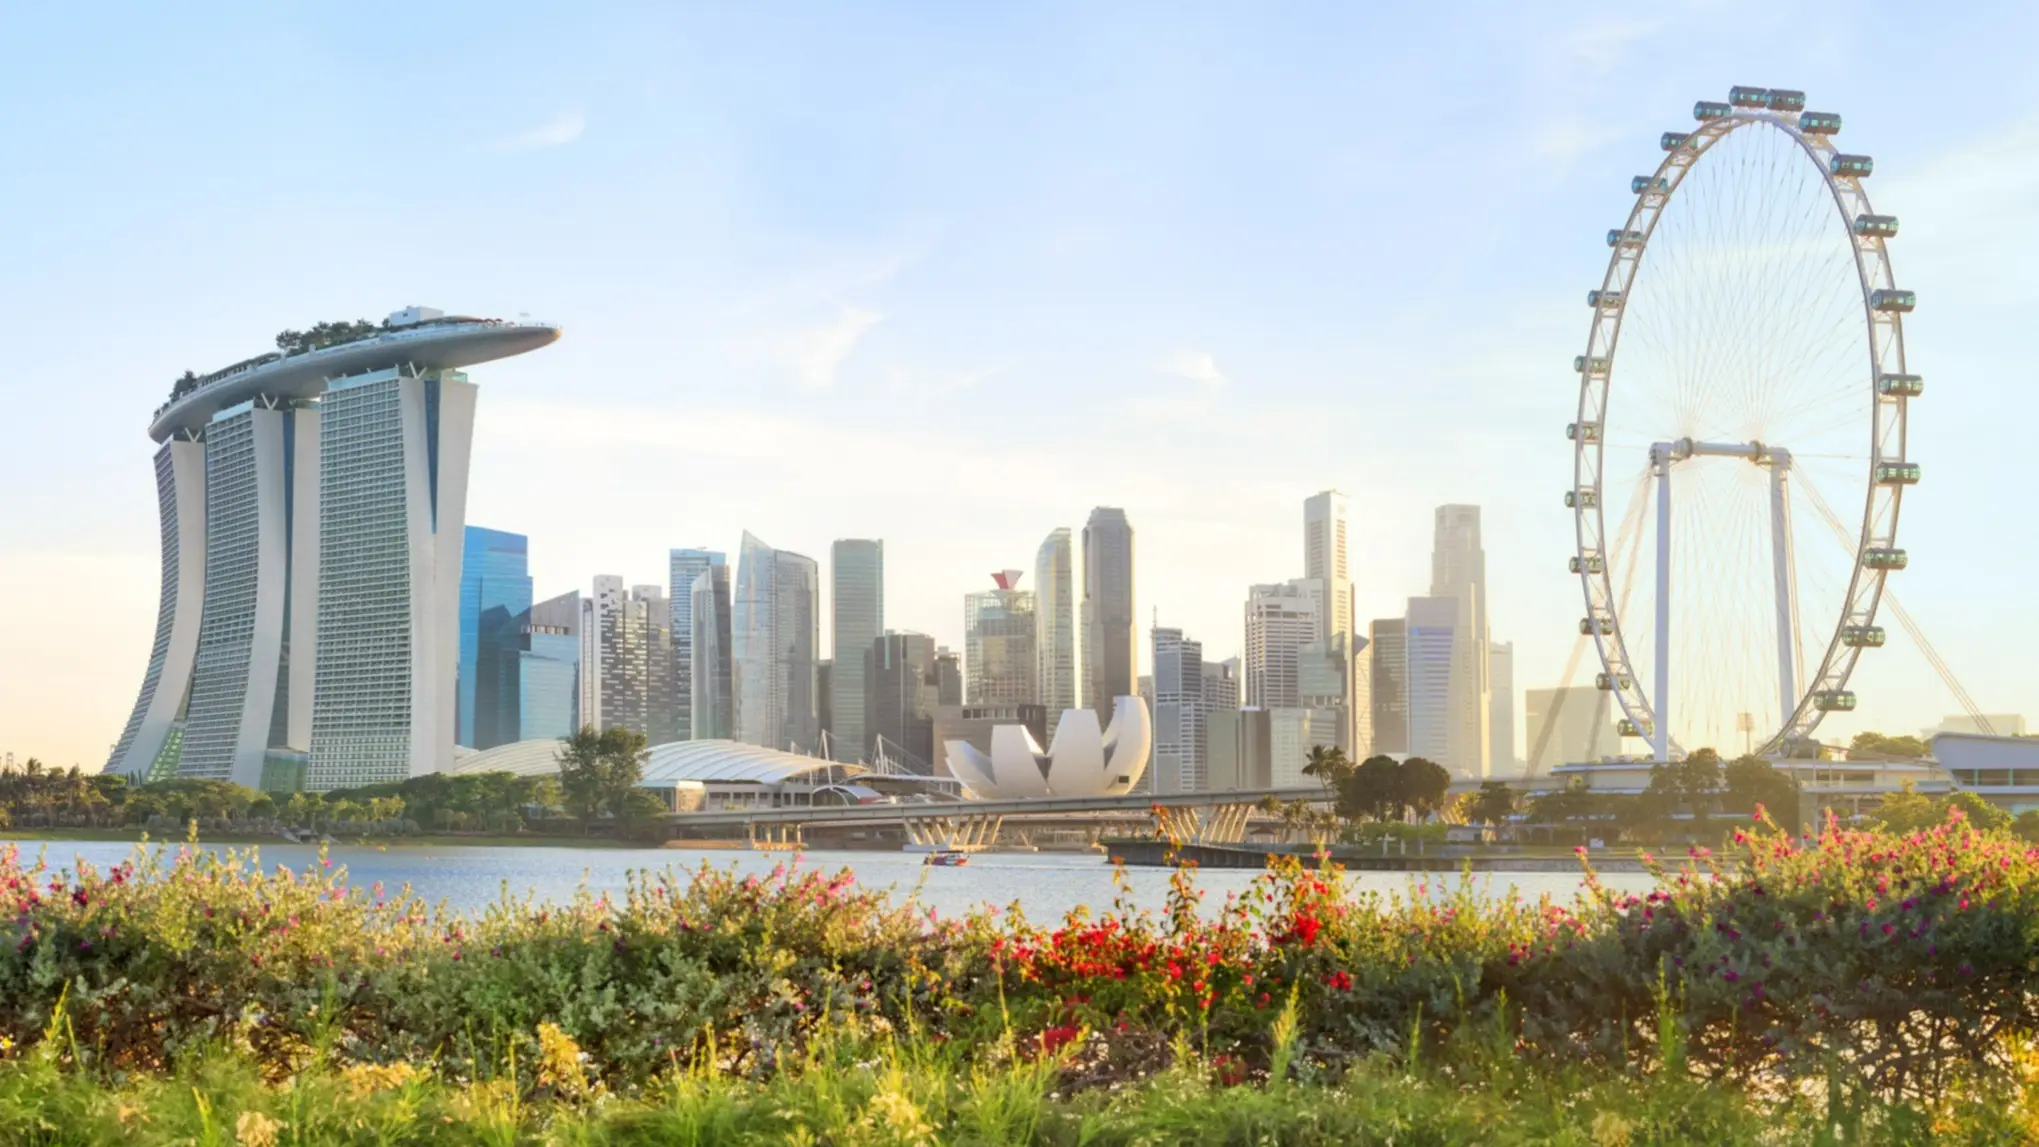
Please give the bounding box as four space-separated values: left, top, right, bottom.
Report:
2 808 2035 1099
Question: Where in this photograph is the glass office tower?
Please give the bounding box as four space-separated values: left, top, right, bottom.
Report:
458 527 533 750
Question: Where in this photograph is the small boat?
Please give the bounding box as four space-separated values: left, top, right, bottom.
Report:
923 849 970 867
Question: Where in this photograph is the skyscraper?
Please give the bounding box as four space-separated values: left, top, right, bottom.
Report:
635 583 678 744
1302 490 1361 755
1303 491 1353 650
1244 580 1320 709
866 630 940 771
966 570 1038 707
668 549 725 740
1081 508 1135 717
1202 657 1240 713
688 564 733 740
457 527 533 751
829 540 884 762
1490 641 1517 771
1369 618 1408 755
1151 626 1207 793
176 401 319 787
519 590 579 741
1404 596 1458 767
732 532 820 752
578 578 673 740
1431 505 1492 776
1034 527 1078 716
109 307 559 790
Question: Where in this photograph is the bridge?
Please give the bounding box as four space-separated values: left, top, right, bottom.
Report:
664 787 1331 851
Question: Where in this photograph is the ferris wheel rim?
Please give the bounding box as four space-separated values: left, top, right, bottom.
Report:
1569 95 1913 759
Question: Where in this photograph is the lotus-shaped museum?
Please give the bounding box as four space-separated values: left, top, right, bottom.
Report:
943 696 1151 799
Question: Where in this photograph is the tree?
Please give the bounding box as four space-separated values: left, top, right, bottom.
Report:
1399 757 1453 819
1300 745 1354 794
1722 754 1801 826
1850 731 1931 761
557 725 651 822
1872 783 2011 834
1336 755 1403 822
2014 810 2039 844
1468 781 1518 827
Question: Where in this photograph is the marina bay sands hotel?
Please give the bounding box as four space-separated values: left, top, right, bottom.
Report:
107 307 560 791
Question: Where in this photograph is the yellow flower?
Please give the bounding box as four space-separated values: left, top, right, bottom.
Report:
338 1061 424 1100
236 1109 282 1147
1590 1110 1633 1147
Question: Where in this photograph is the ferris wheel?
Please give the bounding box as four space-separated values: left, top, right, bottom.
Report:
1570 86 1917 762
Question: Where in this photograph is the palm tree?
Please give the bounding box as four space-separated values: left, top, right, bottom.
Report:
1300 745 1353 795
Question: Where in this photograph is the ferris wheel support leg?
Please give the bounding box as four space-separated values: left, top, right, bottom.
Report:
1769 456 1799 734
1653 451 1673 763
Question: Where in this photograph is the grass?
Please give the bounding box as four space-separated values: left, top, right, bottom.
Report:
1 1031 2028 1145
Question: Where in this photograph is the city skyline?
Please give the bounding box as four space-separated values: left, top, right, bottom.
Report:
7 5 2038 768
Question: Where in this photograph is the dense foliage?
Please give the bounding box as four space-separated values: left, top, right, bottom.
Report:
3 807 2037 1114
0 764 552 836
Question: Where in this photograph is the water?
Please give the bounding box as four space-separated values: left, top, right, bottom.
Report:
9 840 1654 920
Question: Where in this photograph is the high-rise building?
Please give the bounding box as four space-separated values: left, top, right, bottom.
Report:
1369 618 1408 755
1244 580 1320 709
1304 490 1353 650
1151 626 1207 793
1267 708 1314 787
1490 641 1516 771
966 570 1038 707
578 578 674 741
172 401 320 787
1404 596 1458 767
1524 686 1618 774
934 647 963 707
108 310 558 790
1299 633 1361 755
1202 657 1240 713
457 527 533 751
519 591 579 741
1082 508 1136 718
866 631 941 771
1034 527 1078 715
1431 504 1492 777
817 659 834 752
688 564 733 740
829 540 884 762
732 532 820 752
634 583 678 744
668 549 725 740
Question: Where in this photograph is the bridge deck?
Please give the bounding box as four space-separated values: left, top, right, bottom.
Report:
666 787 1328 831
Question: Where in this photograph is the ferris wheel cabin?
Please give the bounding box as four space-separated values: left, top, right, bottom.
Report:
1877 373 1924 398
1831 154 1876 178
1862 547 1910 570
1661 131 1690 151
1565 489 1598 509
1587 289 1623 308
1693 101 1731 121
1631 176 1669 194
1729 85 1770 108
1799 111 1843 135
1566 422 1601 442
1813 690 1858 713
1853 214 1900 239
1842 626 1888 649
1875 461 1922 486
1871 288 1915 313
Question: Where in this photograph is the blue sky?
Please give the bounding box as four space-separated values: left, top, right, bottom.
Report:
3 1 2036 767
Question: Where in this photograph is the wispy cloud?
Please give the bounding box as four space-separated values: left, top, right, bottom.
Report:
789 304 884 390
489 110 586 153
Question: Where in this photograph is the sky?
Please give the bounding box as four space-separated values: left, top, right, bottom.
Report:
3 1 2037 769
